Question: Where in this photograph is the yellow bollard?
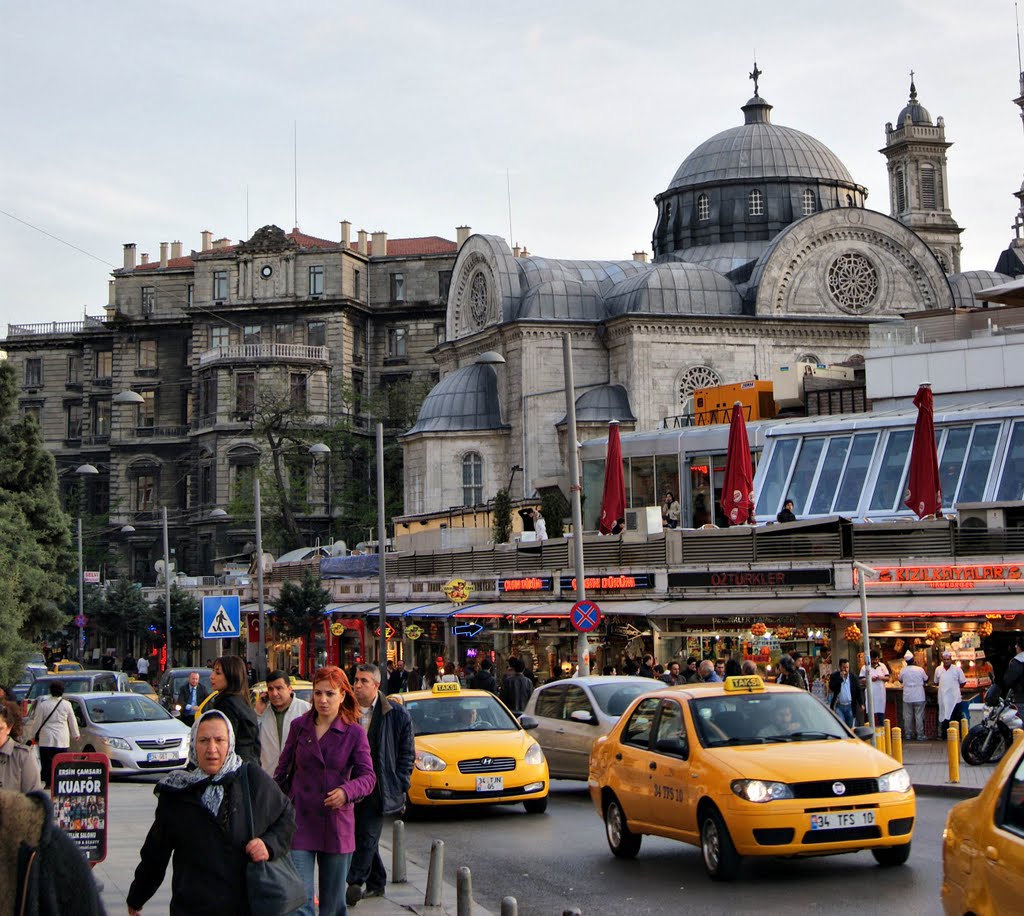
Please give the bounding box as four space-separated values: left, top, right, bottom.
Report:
891 726 903 764
884 719 893 756
947 720 960 784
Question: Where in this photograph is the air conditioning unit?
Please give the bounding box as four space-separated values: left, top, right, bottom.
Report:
956 503 1007 530
624 506 663 538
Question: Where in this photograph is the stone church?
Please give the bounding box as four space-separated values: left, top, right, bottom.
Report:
401 75 1012 516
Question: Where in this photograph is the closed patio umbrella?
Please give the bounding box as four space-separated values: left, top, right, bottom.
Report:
598 421 626 534
720 401 755 526
904 383 942 518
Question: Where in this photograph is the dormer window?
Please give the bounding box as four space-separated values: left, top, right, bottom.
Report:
748 189 764 216
801 189 816 216
697 194 710 221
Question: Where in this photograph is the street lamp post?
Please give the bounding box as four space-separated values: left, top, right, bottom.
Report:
75 463 99 661
254 475 267 683
854 561 880 746
162 506 173 670
376 421 388 683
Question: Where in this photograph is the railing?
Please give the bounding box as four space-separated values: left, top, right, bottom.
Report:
81 434 111 446
132 425 191 438
5 316 107 338
198 343 330 365
869 311 1024 348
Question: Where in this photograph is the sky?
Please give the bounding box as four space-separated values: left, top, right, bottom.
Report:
2 0 1023 331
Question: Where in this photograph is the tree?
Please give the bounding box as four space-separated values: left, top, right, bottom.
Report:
92 579 154 646
492 488 513 544
273 570 331 673
160 586 202 662
0 362 74 684
541 490 571 540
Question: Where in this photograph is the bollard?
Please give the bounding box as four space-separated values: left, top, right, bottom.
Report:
424 839 444 907
392 819 407 884
947 719 960 784
884 719 893 756
1014 727 1024 747
457 866 473 916
501 897 518 916
875 726 886 754
891 726 903 764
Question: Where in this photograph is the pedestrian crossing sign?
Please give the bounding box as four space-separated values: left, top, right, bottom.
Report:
202 596 241 639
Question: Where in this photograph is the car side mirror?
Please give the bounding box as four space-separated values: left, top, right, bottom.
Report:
518 714 540 731
853 725 875 741
569 709 598 725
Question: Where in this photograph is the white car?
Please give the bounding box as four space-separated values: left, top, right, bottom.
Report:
67 692 191 774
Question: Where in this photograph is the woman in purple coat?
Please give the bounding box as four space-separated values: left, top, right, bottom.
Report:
275 665 376 916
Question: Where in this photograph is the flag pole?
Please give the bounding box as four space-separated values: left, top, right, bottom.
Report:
562 333 590 677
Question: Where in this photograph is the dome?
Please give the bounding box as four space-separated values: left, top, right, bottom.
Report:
559 385 636 425
947 270 1014 309
518 278 607 321
606 262 743 317
404 363 507 435
667 96 856 190
896 80 932 126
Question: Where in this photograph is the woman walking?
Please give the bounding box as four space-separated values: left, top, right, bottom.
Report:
28 680 79 788
127 709 295 915
0 701 42 792
275 666 376 916
208 655 261 766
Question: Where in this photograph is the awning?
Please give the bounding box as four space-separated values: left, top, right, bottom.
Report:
326 602 380 616
975 276 1024 305
836 593 1024 618
647 597 850 617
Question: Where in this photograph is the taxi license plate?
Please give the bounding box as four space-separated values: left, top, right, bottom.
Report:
809 810 876 830
147 751 177 763
476 776 504 792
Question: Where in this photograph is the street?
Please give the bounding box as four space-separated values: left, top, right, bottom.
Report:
400 780 956 915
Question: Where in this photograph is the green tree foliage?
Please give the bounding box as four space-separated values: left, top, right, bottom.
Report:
273 570 331 671
541 490 571 540
92 579 154 644
160 586 203 661
492 488 513 544
0 362 74 684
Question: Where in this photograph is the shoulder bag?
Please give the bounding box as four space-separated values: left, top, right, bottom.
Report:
32 698 65 743
240 764 308 916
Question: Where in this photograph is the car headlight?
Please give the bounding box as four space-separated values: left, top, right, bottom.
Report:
414 751 447 772
730 779 794 803
877 768 912 793
525 742 545 765
103 737 133 751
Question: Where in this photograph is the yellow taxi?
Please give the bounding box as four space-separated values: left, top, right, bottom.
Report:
589 676 915 880
388 682 549 814
49 660 84 674
942 731 1024 915
126 679 159 703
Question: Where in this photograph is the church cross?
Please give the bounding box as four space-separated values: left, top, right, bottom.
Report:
749 61 762 96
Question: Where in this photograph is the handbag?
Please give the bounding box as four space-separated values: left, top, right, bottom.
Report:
240 765 308 916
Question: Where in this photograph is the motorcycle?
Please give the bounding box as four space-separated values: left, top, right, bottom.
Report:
961 688 1022 766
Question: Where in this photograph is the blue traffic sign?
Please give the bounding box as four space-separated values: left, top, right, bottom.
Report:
452 622 484 638
570 599 602 633
202 595 241 639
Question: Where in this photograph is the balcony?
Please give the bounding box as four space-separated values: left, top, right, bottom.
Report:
198 343 330 366
132 425 191 439
5 316 107 339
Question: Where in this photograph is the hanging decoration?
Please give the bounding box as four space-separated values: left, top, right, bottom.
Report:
925 625 944 641
775 626 792 640
844 624 862 642
750 622 767 637
979 621 993 637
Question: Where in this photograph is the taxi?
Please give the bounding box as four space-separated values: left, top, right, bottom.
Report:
388 682 549 814
942 731 1024 915
126 678 159 703
50 660 84 674
589 676 915 880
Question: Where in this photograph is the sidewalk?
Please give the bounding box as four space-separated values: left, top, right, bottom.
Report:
95 781 495 916
899 738 996 797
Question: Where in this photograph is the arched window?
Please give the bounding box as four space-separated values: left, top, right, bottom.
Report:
920 164 937 209
748 189 764 216
801 189 816 216
895 170 906 212
462 452 483 506
677 365 722 414
697 194 710 221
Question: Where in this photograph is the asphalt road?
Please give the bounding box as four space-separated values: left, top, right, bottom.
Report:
400 781 957 916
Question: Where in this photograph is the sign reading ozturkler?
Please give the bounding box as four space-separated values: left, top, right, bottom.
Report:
50 752 109 863
862 564 1024 589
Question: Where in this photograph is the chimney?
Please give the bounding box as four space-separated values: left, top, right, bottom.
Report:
140 252 150 265
108 280 115 306
456 225 471 246
201 230 212 252
512 244 521 257
371 231 388 257
123 243 136 271
160 242 169 268
520 246 530 257
340 221 351 248
213 237 230 250
357 230 368 255
632 251 648 263
171 240 182 259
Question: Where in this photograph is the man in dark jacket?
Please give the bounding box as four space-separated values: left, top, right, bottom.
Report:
386 659 408 695
1005 634 1024 703
468 658 498 693
828 658 864 727
347 663 415 907
175 670 209 727
499 658 533 714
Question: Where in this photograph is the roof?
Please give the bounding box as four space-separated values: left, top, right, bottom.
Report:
404 363 509 435
563 385 636 424
947 270 1014 309
896 80 932 126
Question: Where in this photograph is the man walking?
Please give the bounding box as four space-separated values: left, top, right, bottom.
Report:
468 658 498 693
660 662 681 686
386 659 408 695
935 650 966 739
347 663 415 907
860 650 890 726
136 654 150 679
898 651 928 740
175 670 209 727
499 658 534 714
29 681 79 789
254 669 310 776
828 658 863 728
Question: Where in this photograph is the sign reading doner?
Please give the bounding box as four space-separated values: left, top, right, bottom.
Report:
50 752 109 863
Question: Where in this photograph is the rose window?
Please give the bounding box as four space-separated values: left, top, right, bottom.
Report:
470 274 488 324
827 252 879 312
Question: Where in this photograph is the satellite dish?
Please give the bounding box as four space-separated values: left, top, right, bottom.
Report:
154 559 166 575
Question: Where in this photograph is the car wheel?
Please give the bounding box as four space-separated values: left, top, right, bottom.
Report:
402 795 422 820
701 808 741 881
872 843 911 867
523 796 548 814
604 796 641 858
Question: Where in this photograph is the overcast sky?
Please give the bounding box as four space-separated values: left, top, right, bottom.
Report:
2 1 1022 331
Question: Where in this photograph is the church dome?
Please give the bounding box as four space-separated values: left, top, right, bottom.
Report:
404 363 507 435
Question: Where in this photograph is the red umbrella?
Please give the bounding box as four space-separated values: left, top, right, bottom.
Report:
720 402 755 526
904 383 942 518
598 421 626 534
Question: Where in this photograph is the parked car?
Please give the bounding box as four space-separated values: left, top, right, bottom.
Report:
523 675 664 780
156 667 213 717
49 660 85 674
23 671 129 716
66 692 191 774
11 666 44 702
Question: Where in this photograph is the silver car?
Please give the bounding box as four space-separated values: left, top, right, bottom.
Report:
522 676 664 779
67 692 191 774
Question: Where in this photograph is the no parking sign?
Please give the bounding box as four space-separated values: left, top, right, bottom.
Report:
570 599 602 633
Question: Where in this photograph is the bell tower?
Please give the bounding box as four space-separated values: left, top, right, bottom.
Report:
880 74 963 273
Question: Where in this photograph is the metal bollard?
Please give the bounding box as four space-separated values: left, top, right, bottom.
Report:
457 866 473 916
947 720 960 784
501 897 518 916
1014 727 1024 747
392 819 407 884
884 718 893 756
891 726 903 764
424 839 444 907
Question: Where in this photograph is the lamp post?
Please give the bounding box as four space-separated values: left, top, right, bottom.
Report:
75 464 99 661
376 421 387 683
161 506 173 670
253 475 267 683
854 561 880 746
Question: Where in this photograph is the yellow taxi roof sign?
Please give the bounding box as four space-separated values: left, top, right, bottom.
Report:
723 675 765 693
432 682 461 694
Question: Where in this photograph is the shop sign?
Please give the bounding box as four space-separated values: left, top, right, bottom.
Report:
559 573 653 591
443 578 474 604
374 623 396 640
668 569 833 589
498 576 553 593
51 752 108 863
330 622 345 636
712 615 798 628
863 564 1024 590
405 624 424 640
610 623 642 639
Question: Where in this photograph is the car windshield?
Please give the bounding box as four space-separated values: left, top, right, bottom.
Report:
404 695 518 736
127 682 153 695
28 678 93 698
172 674 212 695
589 682 663 717
691 692 848 747
84 696 171 723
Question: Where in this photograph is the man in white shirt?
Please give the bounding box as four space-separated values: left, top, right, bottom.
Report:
934 650 967 739
136 655 150 678
898 650 929 740
253 670 310 776
860 650 890 726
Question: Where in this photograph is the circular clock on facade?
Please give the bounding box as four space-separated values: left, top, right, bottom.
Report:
260 264 273 279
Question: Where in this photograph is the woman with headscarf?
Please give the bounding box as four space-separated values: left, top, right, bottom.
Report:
208 655 261 766
0 700 42 792
127 709 295 916
275 665 376 916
